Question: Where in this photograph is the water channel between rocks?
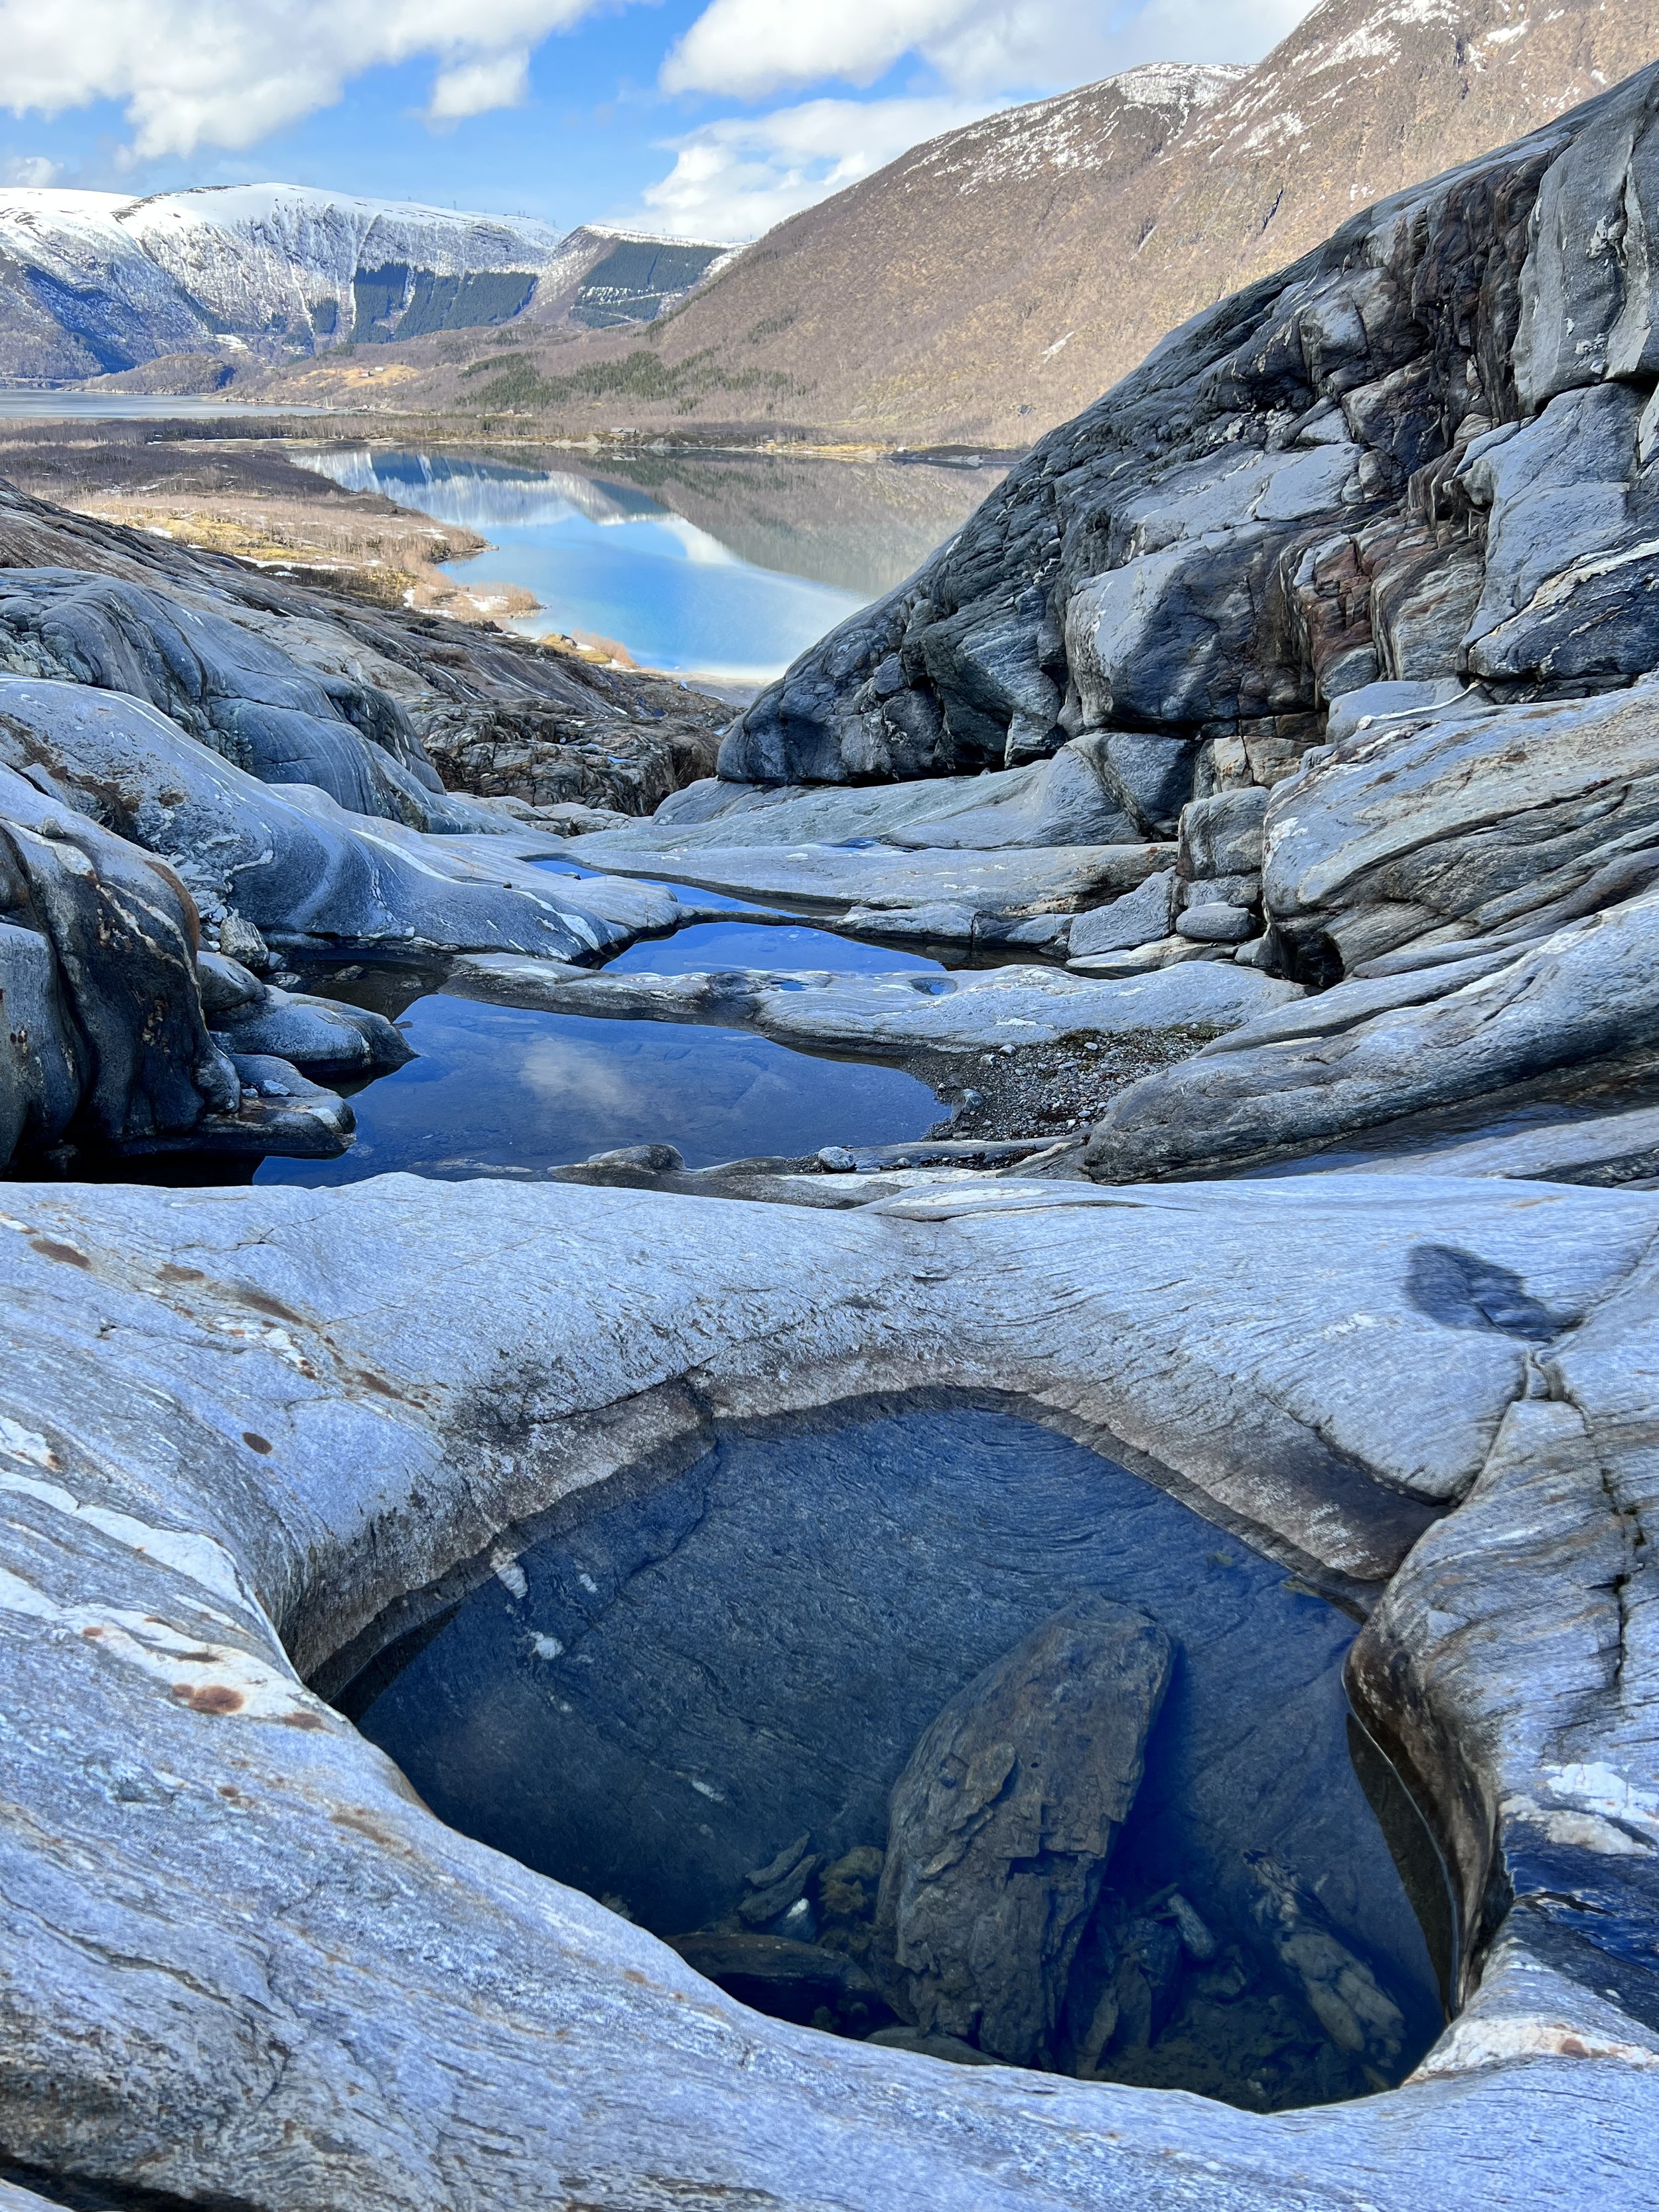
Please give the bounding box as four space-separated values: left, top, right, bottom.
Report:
342 1405 1449 2109
250 447 1018 1185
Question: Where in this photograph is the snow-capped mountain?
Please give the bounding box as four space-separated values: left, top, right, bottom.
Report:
893 62 1244 193
0 184 727 383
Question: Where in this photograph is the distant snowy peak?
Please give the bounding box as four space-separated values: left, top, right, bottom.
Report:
524 225 739 329
0 183 727 381
899 63 1246 191
0 189 223 370
116 184 568 333
111 184 573 354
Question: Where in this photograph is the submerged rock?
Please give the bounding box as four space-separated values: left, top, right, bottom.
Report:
875 1599 1172 2066
667 1932 887 2033
1246 1852 1407 2081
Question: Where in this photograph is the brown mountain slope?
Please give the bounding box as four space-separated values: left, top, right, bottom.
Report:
627 0 1659 445
235 64 1232 435
641 61 1244 445
244 0 1658 445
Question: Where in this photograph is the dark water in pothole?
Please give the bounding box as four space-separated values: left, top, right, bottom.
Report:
344 1406 1448 2108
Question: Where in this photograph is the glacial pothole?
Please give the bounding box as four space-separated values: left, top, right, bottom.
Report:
339 1404 1449 2109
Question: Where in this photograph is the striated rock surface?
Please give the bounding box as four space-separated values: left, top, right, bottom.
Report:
0 1173 1656 2202
0 477 727 824
875 1600 1172 2066
0 756 238 1159
444 950 1296 1069
0 679 674 967
697 57 1659 1189
0 567 467 830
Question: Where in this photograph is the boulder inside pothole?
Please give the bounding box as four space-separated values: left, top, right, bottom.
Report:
340 1406 1447 2108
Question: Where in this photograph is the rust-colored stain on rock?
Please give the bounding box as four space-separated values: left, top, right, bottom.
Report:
31 1238 90 1268
173 1682 246 1714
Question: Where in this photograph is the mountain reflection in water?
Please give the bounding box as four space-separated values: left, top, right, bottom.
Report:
293 447 1005 682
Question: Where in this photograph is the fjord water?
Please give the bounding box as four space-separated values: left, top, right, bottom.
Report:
347 1405 1447 2108
0 388 324 419
293 446 1005 682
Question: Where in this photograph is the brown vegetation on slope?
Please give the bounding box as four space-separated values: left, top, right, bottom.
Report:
0 425 551 624
234 0 1659 447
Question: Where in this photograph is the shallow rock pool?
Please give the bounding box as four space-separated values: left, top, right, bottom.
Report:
254 992 940 1183
342 1405 1448 2108
255 887 948 1185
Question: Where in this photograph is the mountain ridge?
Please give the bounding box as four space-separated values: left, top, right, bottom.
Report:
237 0 1654 445
0 183 730 382
599 0 1659 445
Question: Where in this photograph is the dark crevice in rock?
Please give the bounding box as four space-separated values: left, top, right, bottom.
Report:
0 2160 262 2212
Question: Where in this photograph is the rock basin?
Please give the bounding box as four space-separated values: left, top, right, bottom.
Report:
346 1403 1445 2107
2 1170 1656 2209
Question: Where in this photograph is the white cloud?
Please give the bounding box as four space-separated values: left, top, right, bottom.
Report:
0 1 611 159
663 1 970 98
1 154 62 186
664 0 1316 100
426 47 533 123
639 93 998 240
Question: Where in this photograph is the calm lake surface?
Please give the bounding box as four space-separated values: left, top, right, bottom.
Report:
295 446 1006 683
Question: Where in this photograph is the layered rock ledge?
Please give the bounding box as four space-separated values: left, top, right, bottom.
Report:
563 60 1659 1190
1 1171 1656 2207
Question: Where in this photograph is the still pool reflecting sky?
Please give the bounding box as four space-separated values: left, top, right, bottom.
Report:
253 995 940 1185
256 870 947 1188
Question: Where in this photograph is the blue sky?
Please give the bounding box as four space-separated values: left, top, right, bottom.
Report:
0 1 1317 243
